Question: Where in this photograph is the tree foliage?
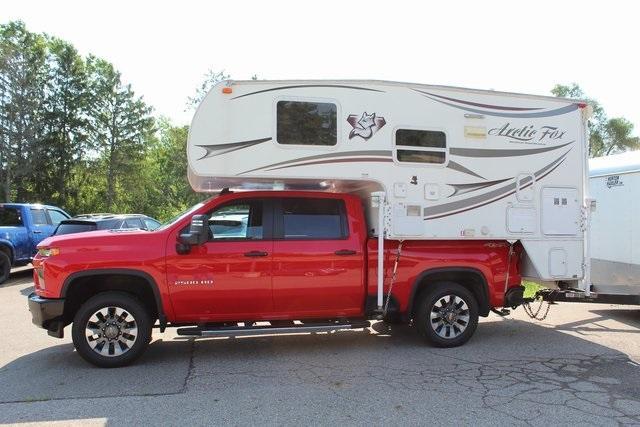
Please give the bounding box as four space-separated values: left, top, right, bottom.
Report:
185 69 229 110
552 83 639 157
0 21 203 221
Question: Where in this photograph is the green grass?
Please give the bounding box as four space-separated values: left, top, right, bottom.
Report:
522 281 544 299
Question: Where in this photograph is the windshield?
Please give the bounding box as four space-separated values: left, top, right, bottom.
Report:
155 197 214 231
54 223 97 235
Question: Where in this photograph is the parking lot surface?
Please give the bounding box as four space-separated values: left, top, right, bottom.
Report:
1 268 640 426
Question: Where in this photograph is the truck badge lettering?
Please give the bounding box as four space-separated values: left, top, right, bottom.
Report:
173 279 214 286
347 112 386 141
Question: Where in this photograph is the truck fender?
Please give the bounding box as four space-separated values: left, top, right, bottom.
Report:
407 267 490 318
60 268 167 329
0 240 15 263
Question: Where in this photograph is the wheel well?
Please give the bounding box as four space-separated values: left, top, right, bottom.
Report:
62 274 160 325
0 244 13 263
409 269 490 318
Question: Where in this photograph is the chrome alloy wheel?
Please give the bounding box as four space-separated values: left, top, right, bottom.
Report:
429 295 470 339
85 306 138 357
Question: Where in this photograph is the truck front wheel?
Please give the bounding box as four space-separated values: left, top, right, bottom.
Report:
415 281 479 347
71 292 152 368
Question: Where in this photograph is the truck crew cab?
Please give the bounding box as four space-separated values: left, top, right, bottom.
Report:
29 80 591 367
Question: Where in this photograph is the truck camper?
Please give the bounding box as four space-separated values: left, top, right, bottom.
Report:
188 79 592 289
30 80 606 368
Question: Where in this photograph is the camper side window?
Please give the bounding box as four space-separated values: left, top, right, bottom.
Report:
395 129 446 164
276 101 337 146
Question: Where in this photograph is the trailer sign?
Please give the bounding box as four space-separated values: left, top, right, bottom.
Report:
606 175 624 188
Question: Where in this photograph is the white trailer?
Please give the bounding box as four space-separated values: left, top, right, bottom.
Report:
187 79 592 290
589 151 640 300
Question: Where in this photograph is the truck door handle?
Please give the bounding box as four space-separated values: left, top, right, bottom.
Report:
244 250 268 257
32 230 42 234
334 249 356 256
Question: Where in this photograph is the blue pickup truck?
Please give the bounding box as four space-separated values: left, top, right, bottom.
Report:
0 203 70 284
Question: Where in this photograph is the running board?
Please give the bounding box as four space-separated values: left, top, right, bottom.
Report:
177 321 371 337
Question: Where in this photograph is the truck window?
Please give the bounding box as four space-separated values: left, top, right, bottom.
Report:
30 209 48 225
395 129 447 164
276 101 337 146
143 218 161 230
121 218 144 229
0 207 23 226
47 209 68 225
209 200 264 240
280 198 346 240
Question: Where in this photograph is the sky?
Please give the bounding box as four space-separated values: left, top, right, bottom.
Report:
3 0 639 131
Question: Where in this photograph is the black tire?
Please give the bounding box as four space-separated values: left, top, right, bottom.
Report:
71 291 152 368
0 251 10 285
415 281 479 347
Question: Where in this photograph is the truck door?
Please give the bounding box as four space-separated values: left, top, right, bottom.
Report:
0 206 29 261
272 197 364 318
165 198 274 322
29 208 52 256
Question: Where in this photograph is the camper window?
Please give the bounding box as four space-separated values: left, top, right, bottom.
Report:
395 129 447 164
276 101 337 146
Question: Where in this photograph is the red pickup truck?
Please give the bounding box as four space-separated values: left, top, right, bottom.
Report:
29 191 522 367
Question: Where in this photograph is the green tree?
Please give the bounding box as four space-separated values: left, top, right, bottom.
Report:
552 83 639 157
602 118 639 155
142 118 203 221
38 37 89 206
186 69 229 110
0 21 48 202
86 56 154 211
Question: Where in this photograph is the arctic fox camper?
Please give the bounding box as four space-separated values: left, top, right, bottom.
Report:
189 80 592 288
588 151 640 302
28 80 597 367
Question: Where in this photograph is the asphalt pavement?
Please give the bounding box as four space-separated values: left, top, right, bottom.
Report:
1 267 640 426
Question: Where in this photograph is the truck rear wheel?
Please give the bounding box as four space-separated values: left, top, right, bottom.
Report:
415 281 478 347
71 292 152 368
0 251 10 284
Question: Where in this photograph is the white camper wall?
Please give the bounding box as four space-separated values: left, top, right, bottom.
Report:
589 151 640 294
187 80 589 282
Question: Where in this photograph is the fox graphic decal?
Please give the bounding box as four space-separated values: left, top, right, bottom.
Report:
347 112 386 141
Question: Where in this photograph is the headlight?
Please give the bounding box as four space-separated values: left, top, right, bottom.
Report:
37 247 60 257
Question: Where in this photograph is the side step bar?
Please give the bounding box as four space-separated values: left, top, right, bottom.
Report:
177 320 371 337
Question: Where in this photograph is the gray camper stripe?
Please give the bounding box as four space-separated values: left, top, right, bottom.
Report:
197 137 272 160
231 85 384 100
266 157 393 171
450 140 574 157
424 151 570 218
447 161 486 179
413 90 543 111
449 178 512 197
238 150 393 175
421 93 579 118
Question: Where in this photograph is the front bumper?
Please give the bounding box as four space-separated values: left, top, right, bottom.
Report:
28 293 65 338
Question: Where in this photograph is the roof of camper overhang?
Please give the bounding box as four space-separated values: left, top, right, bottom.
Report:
212 79 590 107
589 150 640 177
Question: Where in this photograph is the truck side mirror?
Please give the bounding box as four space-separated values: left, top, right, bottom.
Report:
179 214 210 246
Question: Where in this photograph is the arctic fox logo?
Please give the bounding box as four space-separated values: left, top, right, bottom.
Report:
347 112 386 141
